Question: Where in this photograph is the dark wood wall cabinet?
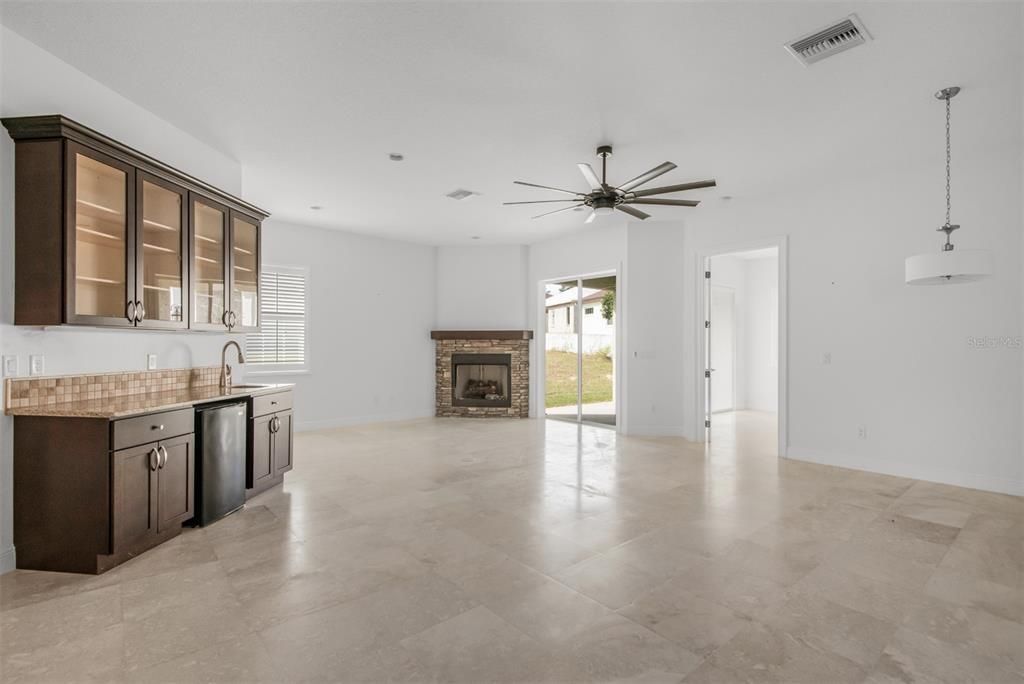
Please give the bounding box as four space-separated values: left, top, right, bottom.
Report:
2 115 268 331
13 408 195 574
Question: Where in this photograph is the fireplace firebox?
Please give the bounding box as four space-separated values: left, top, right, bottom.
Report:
451 353 512 408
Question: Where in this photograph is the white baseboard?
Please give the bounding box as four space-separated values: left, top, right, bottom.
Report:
0 545 15 574
786 446 1024 497
295 411 434 433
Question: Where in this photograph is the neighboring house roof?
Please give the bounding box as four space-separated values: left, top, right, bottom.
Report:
544 287 607 309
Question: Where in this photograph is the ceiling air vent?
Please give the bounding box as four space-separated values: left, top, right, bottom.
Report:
785 14 871 66
445 189 477 201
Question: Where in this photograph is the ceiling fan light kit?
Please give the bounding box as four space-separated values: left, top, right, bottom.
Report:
504 145 716 224
905 86 993 285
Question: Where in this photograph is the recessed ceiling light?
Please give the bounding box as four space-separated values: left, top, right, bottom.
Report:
309 205 323 210
389 153 404 162
719 196 733 201
471 236 481 240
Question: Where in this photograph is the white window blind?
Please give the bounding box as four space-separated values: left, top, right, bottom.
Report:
246 267 307 367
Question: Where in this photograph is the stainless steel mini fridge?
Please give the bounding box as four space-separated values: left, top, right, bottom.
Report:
194 401 247 526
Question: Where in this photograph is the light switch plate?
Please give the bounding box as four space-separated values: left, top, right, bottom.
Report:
147 354 157 370
29 354 45 376
2 356 19 378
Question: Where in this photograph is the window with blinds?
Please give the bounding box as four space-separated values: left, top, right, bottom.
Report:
246 267 307 368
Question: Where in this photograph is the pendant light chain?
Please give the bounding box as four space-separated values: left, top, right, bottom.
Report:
945 94 952 227
905 85 992 284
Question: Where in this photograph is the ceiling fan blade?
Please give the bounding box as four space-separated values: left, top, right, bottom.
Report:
514 180 584 197
584 210 597 224
616 162 677 192
616 204 651 220
628 198 701 207
577 163 603 191
532 203 584 219
503 199 582 205
631 179 717 197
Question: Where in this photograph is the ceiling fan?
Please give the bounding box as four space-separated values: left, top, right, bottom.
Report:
504 145 716 223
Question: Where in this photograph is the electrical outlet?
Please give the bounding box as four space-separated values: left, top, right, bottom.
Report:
147 354 157 370
822 352 832 365
2 356 19 377
857 424 868 440
29 354 45 376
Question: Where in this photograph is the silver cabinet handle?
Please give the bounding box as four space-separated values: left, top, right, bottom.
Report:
126 300 136 323
222 310 231 328
149 447 159 471
269 416 280 434
228 311 237 328
136 300 145 323
158 445 169 469
152 424 164 431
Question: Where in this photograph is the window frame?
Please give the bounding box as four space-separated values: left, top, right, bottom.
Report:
245 264 309 375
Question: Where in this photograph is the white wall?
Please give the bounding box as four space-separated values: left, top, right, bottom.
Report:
623 223 687 436
0 26 246 572
680 143 1022 494
435 245 527 329
744 256 778 412
251 220 437 430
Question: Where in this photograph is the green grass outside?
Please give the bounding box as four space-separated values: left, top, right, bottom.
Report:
545 350 614 408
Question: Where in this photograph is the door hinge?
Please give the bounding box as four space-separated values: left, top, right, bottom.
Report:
705 270 711 279
705 419 711 428
705 320 710 329
704 369 711 378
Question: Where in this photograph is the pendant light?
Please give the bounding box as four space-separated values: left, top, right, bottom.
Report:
905 86 993 285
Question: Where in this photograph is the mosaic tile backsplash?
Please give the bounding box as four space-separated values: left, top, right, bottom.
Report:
5 367 222 411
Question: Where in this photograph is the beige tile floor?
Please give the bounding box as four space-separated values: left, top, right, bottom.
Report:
1 411 1021 683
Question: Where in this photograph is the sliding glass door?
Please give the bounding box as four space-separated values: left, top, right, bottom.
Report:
545 279 580 422
544 274 616 427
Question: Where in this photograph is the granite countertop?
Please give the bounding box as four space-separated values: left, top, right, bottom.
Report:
6 383 294 419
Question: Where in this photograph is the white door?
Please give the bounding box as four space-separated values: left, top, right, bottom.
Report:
710 286 736 413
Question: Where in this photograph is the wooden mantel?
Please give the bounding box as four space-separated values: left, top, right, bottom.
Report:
430 330 534 340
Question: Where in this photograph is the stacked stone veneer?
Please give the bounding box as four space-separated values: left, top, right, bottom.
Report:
435 337 530 418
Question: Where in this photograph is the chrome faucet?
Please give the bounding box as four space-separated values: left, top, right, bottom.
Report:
220 340 245 391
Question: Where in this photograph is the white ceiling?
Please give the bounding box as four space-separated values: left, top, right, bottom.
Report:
1 2 1018 245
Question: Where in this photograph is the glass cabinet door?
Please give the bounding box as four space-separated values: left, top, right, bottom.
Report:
137 174 187 328
68 144 135 325
190 196 229 329
230 213 260 331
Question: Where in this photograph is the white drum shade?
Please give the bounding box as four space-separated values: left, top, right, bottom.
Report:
905 249 993 285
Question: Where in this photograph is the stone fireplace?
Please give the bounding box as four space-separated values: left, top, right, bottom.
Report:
432 330 532 418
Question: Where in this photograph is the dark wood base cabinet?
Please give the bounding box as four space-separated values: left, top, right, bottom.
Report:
13 389 294 574
13 410 195 574
247 390 294 499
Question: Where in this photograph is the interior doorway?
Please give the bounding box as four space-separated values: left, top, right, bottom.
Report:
544 274 617 427
701 244 784 454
